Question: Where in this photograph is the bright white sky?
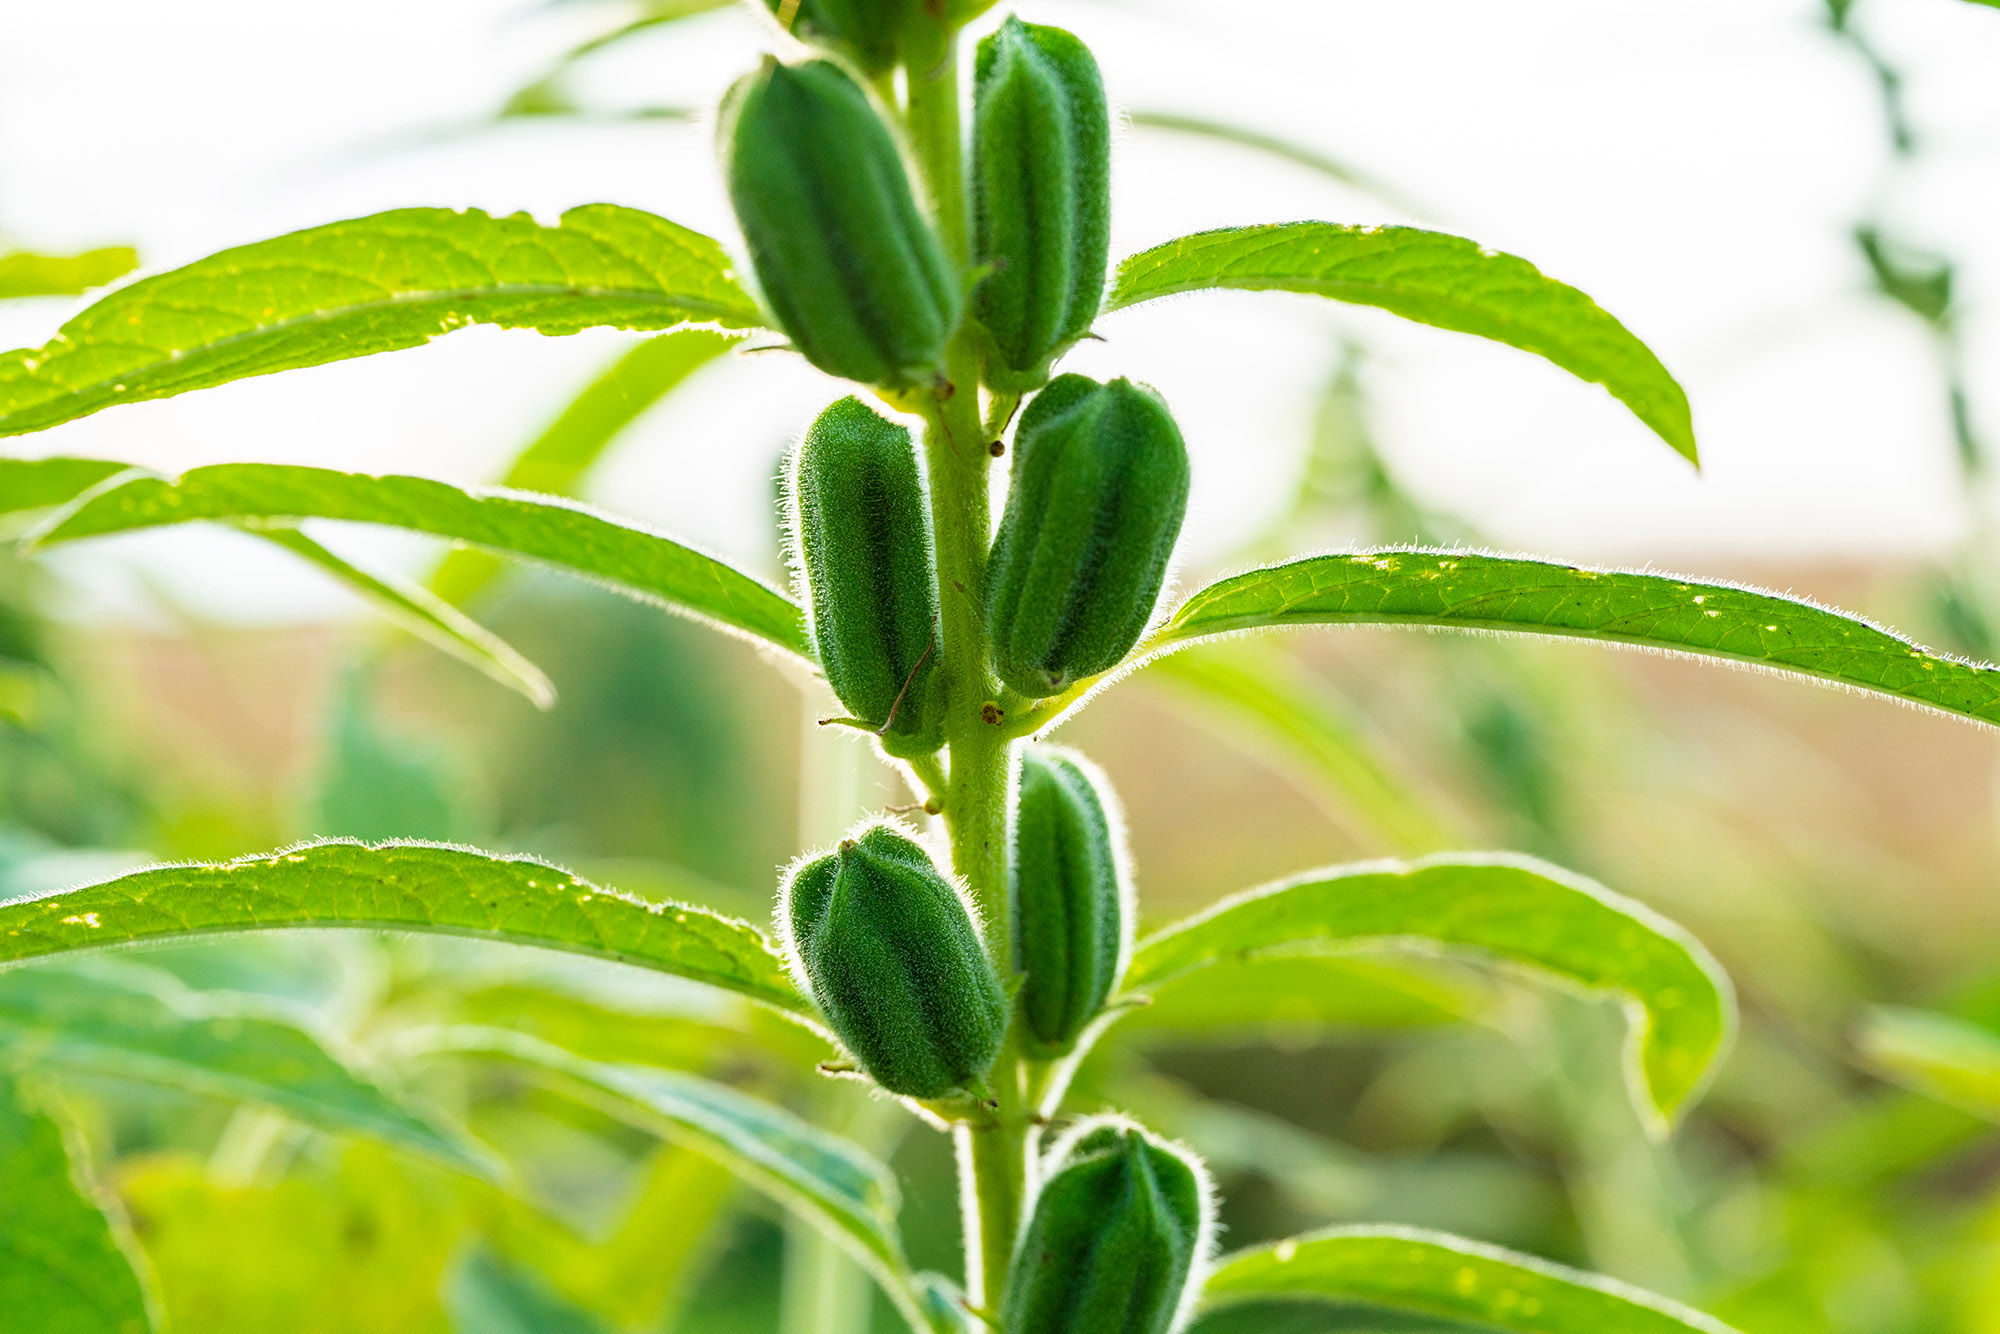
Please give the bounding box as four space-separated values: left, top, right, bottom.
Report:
2 0 1998 622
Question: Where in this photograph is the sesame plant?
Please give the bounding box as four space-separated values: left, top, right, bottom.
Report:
11 4 2000 1333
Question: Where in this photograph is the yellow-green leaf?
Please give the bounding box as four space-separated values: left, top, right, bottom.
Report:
1126 854 1732 1130
0 206 762 438
1109 224 1694 461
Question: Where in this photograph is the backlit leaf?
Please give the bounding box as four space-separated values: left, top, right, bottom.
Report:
0 1075 154 1334
0 206 762 438
0 962 483 1170
0 248 138 301
1125 853 1733 1129
1108 224 1694 461
28 462 811 662
0 840 806 1014
1030 550 2000 736
1201 1226 1740 1334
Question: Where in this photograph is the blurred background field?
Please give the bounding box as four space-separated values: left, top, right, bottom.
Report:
6 0 2000 1330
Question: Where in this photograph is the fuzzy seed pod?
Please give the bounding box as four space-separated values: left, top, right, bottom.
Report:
762 0 909 75
781 824 1007 1099
1012 745 1130 1055
971 19 1111 393
1001 1118 1211 1334
720 58 961 389
985 376 1191 697
791 397 945 757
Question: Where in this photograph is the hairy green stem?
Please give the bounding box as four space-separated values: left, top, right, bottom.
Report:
905 22 1033 1311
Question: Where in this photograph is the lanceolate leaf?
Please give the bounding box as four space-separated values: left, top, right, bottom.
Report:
0 1075 154 1334
28 463 812 662
0 247 139 301
1856 1006 2000 1121
0 456 128 516
428 1030 929 1328
1124 955 1494 1037
1032 550 2000 734
431 327 740 606
0 206 764 438
0 963 483 1170
1201 1226 1740 1334
252 526 556 708
1145 644 1457 855
1108 224 1695 461
0 841 807 1014
1124 854 1732 1129
1124 113 1414 212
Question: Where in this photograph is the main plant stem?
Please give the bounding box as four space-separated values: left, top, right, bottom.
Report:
905 23 1032 1311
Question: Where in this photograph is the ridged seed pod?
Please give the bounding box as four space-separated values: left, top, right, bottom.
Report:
762 0 909 75
791 397 944 757
985 376 1191 697
720 58 961 389
972 19 1111 392
1001 1118 1210 1334
1012 745 1130 1055
780 824 1007 1099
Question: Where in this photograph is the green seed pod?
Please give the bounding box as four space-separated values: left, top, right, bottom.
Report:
720 58 961 389
971 19 1111 393
985 375 1191 697
1001 1117 1211 1334
780 824 1007 1099
1012 745 1131 1055
790 396 944 757
762 0 909 75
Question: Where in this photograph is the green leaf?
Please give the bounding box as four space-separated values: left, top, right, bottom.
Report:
0 840 807 1014
431 328 739 606
0 1074 155 1334
1144 643 1458 855
425 1029 932 1330
249 525 555 707
1124 853 1732 1129
1855 1006 2000 1121
28 462 812 662
1200 1226 1740 1334
0 206 763 438
0 962 484 1170
1124 113 1417 213
0 248 138 301
444 1247 608 1334
1031 549 2000 736
0 456 129 517
1107 224 1695 462
1125 955 1494 1038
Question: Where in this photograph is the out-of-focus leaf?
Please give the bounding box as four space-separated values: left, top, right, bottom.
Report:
0 456 127 516
1856 1006 2000 1121
0 206 763 438
431 328 739 606
118 1146 464 1333
253 526 555 707
1124 854 1733 1130
0 962 483 1170
1108 224 1694 461
1125 112 1414 212
444 1246 608 1334
1032 550 2000 735
0 247 138 301
1124 955 1495 1037
0 1074 154 1334
28 463 812 662
426 1030 930 1328
489 1142 737 1330
0 840 807 1013
1200 1226 1741 1334
1144 644 1458 854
